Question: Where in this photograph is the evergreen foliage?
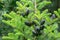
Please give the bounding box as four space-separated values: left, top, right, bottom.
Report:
0 0 60 40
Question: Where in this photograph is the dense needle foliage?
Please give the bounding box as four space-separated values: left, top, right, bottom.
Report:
0 0 60 40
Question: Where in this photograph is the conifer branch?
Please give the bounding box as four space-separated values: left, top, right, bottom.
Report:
34 0 37 14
